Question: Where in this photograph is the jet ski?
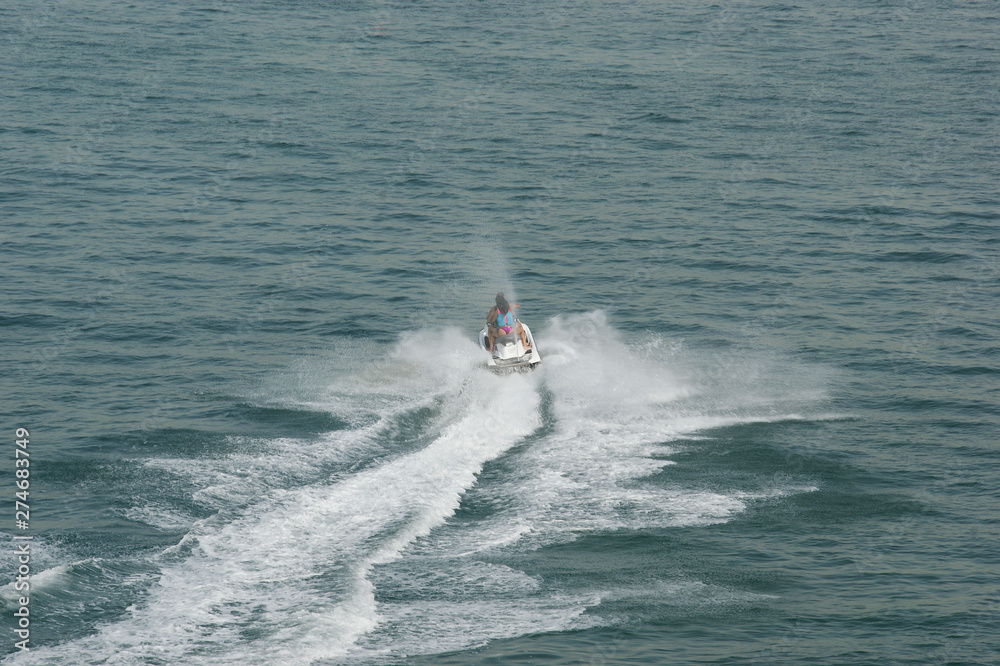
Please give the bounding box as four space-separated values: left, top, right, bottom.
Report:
478 319 542 374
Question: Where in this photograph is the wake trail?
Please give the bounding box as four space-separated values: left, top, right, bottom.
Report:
12 317 837 664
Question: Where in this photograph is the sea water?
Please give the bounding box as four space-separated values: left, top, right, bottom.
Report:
2 0 999 663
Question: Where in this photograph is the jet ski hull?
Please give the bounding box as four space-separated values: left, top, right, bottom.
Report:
479 321 541 374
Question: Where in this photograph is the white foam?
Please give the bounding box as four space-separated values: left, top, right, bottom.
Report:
397 312 832 561
347 558 601 663
435 313 742 554
121 504 196 531
351 594 601 663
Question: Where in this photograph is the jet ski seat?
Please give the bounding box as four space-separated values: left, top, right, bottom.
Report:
494 332 517 346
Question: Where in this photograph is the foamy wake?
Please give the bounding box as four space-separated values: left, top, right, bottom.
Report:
13 316 830 664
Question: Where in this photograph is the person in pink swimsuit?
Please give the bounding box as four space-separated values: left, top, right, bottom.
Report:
487 292 531 353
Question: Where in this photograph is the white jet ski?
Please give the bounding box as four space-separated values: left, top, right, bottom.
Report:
478 320 542 373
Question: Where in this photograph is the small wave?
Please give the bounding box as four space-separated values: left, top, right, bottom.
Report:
0 564 72 609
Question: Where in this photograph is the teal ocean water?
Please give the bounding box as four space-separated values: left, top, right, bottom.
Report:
3 0 999 663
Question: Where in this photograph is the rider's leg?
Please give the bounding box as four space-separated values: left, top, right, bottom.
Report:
516 322 530 348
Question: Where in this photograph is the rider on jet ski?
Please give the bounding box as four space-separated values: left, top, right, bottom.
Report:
487 292 531 353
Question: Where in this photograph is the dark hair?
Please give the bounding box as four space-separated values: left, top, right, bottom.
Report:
495 294 510 313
